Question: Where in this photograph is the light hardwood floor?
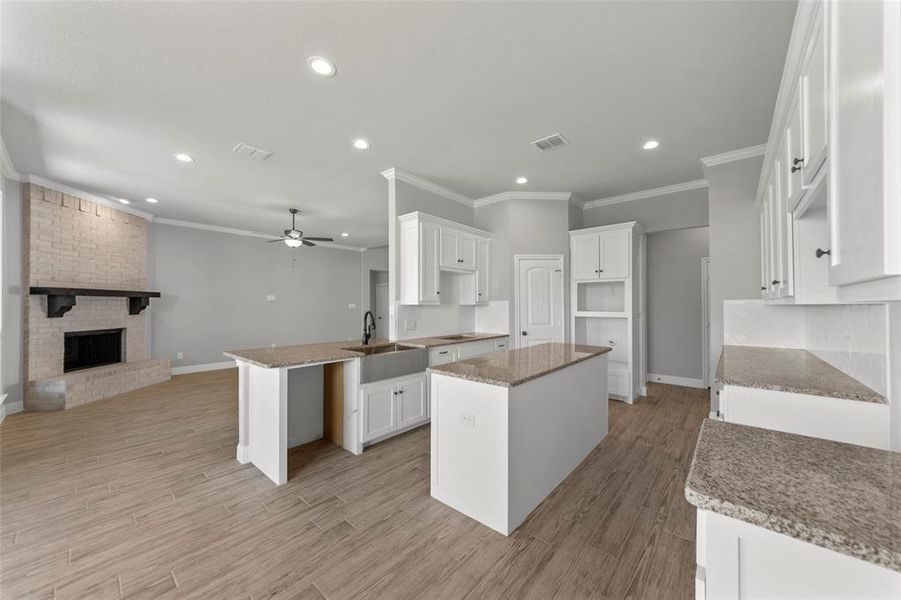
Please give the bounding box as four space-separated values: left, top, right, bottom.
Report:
0 369 708 600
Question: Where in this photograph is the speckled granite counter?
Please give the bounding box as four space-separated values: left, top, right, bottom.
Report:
686 419 901 572
398 332 508 348
429 343 610 387
716 345 885 404
224 338 390 368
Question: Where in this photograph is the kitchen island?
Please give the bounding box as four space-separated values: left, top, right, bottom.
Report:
429 342 611 535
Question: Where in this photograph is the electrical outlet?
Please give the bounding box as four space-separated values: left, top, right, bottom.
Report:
405 320 417 331
266 294 276 302
458 412 475 428
176 352 184 360
348 303 356 309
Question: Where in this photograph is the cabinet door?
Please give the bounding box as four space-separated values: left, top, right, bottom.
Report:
476 238 490 303
397 375 427 428
458 234 476 270
801 16 827 186
828 0 901 286
421 222 441 304
571 235 600 280
760 206 768 297
761 192 773 299
785 96 805 210
439 228 459 269
361 384 396 442
599 231 629 279
772 156 794 298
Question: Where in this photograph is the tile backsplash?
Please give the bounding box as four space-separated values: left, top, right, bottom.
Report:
723 300 887 394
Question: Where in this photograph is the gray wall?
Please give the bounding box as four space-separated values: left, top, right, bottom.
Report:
2 177 24 406
582 187 708 232
704 156 763 398
646 227 709 380
148 223 363 367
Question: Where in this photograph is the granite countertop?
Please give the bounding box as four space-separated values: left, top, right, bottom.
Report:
428 342 611 388
685 419 901 572
399 332 508 348
716 345 885 404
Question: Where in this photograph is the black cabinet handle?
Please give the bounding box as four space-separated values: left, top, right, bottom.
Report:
521 331 528 336
436 290 440 295
772 280 780 285
761 286 766 291
815 248 831 258
791 157 804 173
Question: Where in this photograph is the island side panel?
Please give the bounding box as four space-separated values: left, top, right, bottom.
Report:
248 365 288 485
507 353 608 533
236 361 251 463
430 373 510 535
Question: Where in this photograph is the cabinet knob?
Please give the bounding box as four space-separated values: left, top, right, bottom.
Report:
599 269 604 273
791 157 804 173
436 290 440 295
815 248 831 258
521 331 528 336
478 292 482 296
761 286 766 291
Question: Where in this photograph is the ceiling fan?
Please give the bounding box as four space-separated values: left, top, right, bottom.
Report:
267 208 333 247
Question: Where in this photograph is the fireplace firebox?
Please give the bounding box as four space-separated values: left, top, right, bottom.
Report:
64 329 124 372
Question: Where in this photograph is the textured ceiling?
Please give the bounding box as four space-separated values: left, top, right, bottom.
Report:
1 1 795 247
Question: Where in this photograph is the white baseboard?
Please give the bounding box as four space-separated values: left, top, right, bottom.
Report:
236 444 251 464
171 361 236 375
0 393 24 423
647 373 706 389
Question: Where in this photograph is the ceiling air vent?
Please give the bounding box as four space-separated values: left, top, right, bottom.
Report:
531 132 569 152
232 142 273 161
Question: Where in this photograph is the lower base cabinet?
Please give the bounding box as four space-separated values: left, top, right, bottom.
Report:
360 373 428 444
696 510 900 599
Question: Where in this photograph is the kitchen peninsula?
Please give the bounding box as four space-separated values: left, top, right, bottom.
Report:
429 343 612 535
224 332 507 485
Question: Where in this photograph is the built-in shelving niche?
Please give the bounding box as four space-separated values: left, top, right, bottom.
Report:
575 281 625 314
573 315 629 367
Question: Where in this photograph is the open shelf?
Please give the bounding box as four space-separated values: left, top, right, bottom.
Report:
575 281 625 313
574 311 628 319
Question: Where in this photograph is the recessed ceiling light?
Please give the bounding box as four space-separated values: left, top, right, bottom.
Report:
352 138 370 150
516 176 528 185
307 56 336 77
643 140 659 150
341 232 350 237
174 153 195 163
145 197 159 204
118 198 130 205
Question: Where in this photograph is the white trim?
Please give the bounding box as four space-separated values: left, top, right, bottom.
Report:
568 220 644 237
1 137 21 181
513 254 565 349
171 361 236 375
26 175 156 220
583 179 708 209
154 217 366 252
381 168 474 207
397 211 492 239
473 191 574 208
700 144 767 168
701 257 711 388
647 373 706 389
0 394 24 422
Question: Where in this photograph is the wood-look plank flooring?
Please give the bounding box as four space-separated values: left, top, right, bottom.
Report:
1 369 708 600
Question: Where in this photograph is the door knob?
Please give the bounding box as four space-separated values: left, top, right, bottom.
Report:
815 248 831 258
521 331 528 336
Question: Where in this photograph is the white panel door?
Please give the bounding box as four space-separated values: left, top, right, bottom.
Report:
361 384 396 442
397 375 427 428
476 238 490 303
458 234 476 270
517 257 564 347
422 222 441 303
571 235 600 280
439 228 459 269
598 231 629 279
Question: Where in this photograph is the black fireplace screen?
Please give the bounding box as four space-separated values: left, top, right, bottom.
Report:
64 328 123 372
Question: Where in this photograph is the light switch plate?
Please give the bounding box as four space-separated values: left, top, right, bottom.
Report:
348 303 356 309
266 294 276 301
176 352 184 359
458 412 475 427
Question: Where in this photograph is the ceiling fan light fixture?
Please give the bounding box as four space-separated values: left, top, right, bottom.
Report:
284 238 304 248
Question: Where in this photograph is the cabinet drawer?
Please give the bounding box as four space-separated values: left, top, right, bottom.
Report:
429 346 458 365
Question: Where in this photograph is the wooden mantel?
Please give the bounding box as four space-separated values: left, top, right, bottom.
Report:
29 287 161 318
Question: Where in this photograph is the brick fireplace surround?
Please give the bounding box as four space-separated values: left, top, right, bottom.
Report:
24 184 170 410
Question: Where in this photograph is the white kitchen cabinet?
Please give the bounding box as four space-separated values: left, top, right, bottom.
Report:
429 345 458 365
457 339 496 359
396 374 427 429
719 385 889 450
493 338 508 351
801 17 827 186
697 510 900 600
571 229 630 281
784 94 804 211
360 384 396 443
360 372 428 445
399 213 491 306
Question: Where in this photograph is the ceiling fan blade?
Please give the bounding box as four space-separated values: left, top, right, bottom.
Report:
267 238 288 243
302 240 316 247
302 237 334 242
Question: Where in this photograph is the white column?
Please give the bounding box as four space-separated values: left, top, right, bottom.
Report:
235 361 251 463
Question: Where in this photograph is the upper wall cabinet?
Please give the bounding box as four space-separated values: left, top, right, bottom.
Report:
398 212 491 306
756 0 901 303
571 228 630 281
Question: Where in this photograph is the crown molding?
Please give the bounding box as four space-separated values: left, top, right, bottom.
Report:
1 137 22 181
381 168 474 207
700 144 767 168
27 175 156 220
154 217 366 252
473 191 574 208
583 179 708 209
